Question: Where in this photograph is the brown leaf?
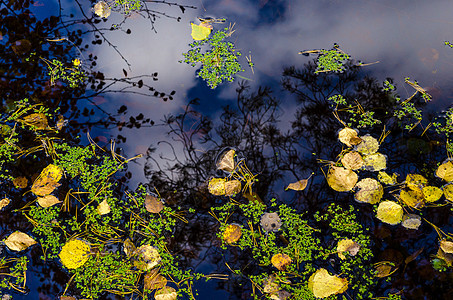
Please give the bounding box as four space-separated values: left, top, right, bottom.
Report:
337 239 361 260
338 128 359 147
31 164 63 196
144 269 167 291
145 194 164 213
22 113 48 130
4 231 37 251
0 198 11 210
13 176 28 188
224 180 241 196
375 263 393 278
286 178 309 191
405 248 424 265
216 149 236 173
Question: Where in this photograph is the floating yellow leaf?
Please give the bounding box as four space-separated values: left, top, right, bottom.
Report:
217 149 235 173
31 164 63 196
401 214 422 230
0 198 10 210
354 178 383 204
378 171 398 185
308 268 348 298
326 166 358 192
59 239 90 269
224 180 241 196
436 160 453 181
191 23 212 40
97 198 111 215
123 238 136 257
4 231 37 251
400 188 425 208
155 286 177 300
440 239 453 254
286 178 309 191
93 1 111 18
443 183 453 201
405 174 428 190
341 151 363 170
355 135 379 155
13 176 28 188
21 113 48 130
133 245 161 271
271 253 292 271
145 194 164 213
37 194 62 208
338 128 360 147
144 269 167 291
422 186 443 203
223 224 242 244
208 177 226 196
362 153 387 171
376 201 403 225
337 239 361 260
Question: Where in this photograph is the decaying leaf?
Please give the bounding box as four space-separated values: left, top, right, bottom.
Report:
443 183 453 201
223 224 242 244
154 286 177 300
338 128 360 147
375 263 394 278
337 239 361 260
260 212 282 233
355 135 379 155
123 238 136 257
422 186 443 203
31 164 63 196
341 151 363 170
217 149 236 173
376 201 403 225
0 198 10 210
270 290 291 300
401 214 422 230
354 178 383 204
208 177 226 196
263 274 279 294
13 176 28 188
93 1 111 18
440 239 453 254
405 248 424 265
362 153 387 171
436 160 453 182
435 247 453 267
59 239 91 269
144 269 167 291
271 253 292 271
308 268 348 298
224 180 241 196
4 231 37 251
37 194 62 208
97 198 111 215
400 188 425 208
191 23 212 40
326 166 358 192
133 245 162 271
21 113 48 130
145 194 164 213
378 171 398 185
286 178 309 191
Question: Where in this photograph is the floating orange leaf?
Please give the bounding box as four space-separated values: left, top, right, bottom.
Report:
223 224 242 244
286 178 309 191
145 194 164 213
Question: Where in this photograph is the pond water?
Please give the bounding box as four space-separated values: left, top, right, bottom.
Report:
1 0 453 299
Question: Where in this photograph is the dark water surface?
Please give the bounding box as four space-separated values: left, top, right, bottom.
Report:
1 0 453 299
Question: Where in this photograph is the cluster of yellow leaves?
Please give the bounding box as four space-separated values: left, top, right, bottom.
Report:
59 239 91 269
308 268 348 298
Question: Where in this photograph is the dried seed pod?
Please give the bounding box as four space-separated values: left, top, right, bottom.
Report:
260 212 282 233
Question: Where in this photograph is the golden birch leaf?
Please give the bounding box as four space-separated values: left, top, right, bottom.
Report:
144 269 167 291
436 160 453 182
59 239 90 269
217 149 236 173
338 128 359 147
354 178 383 204
440 239 453 254
22 113 48 130
133 245 162 271
223 224 242 244
286 178 308 191
97 198 111 215
406 174 428 190
4 231 37 251
37 194 62 208
208 177 226 196
378 171 398 185
93 1 111 18
271 253 292 271
362 153 387 171
337 239 361 260
401 214 422 230
341 151 363 170
422 186 443 203
0 198 10 210
224 180 241 196
443 183 453 201
191 23 212 40
400 188 425 208
376 201 403 225
308 268 348 298
355 135 379 155
326 166 358 192
31 164 63 196
145 194 164 213
154 286 177 300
